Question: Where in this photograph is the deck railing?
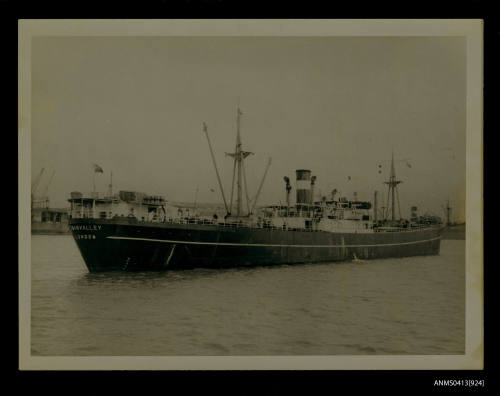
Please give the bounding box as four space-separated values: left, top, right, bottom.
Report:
69 210 440 233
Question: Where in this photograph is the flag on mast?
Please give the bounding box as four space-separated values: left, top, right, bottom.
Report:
93 164 104 173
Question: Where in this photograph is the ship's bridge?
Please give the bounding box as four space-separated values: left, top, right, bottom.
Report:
261 199 373 233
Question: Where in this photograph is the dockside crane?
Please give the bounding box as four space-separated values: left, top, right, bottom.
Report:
39 170 55 200
31 168 45 196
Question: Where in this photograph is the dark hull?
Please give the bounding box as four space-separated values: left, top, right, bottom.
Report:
69 218 443 272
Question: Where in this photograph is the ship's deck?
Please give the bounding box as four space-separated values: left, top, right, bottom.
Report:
69 215 442 234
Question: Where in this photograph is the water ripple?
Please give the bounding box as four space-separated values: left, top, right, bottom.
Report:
31 236 465 356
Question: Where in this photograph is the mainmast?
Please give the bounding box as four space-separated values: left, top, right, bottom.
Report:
384 150 402 221
226 107 253 217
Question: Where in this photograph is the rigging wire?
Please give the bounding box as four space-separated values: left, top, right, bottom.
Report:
242 160 251 215
202 123 229 214
396 186 402 220
228 155 237 214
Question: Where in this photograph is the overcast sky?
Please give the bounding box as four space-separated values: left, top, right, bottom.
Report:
31 36 466 221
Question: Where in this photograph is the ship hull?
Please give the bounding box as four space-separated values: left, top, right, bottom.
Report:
69 218 443 272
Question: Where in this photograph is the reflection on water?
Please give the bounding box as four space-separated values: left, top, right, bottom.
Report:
31 235 465 356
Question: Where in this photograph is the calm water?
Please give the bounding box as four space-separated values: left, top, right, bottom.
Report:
31 235 465 356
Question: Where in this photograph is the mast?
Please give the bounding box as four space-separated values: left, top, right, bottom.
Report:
193 186 199 211
108 172 113 197
226 107 253 217
391 151 396 220
237 108 242 215
384 150 402 221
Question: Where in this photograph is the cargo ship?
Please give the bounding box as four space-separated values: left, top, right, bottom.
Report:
32 168 70 235
69 109 443 272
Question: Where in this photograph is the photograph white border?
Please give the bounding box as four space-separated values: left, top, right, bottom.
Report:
18 19 483 370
